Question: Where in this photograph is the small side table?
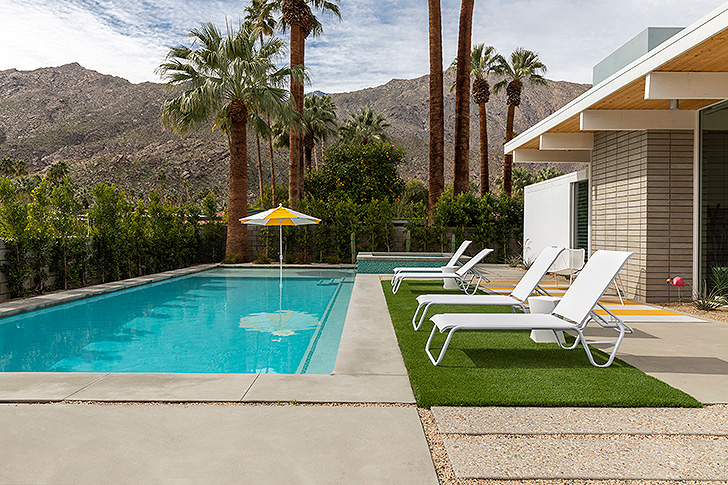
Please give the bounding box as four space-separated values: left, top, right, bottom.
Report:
529 296 565 344
441 266 459 289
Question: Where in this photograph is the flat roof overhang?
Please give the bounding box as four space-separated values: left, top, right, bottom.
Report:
504 2 728 158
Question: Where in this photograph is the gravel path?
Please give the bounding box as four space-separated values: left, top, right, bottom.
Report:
420 405 728 485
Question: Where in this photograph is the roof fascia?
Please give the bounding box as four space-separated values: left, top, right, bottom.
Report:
504 2 728 154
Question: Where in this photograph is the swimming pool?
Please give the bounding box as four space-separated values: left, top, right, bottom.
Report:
0 267 355 374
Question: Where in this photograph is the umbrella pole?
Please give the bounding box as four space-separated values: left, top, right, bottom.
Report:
279 222 283 288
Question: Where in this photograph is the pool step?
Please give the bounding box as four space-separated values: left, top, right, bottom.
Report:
317 278 344 286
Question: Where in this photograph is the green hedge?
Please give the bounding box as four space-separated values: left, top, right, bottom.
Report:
0 177 224 297
255 192 524 264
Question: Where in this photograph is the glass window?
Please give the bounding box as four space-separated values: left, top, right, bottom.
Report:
700 101 728 290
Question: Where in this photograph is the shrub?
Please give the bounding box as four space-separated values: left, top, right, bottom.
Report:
304 142 405 204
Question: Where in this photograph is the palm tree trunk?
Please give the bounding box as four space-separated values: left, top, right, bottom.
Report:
226 103 249 261
304 132 313 172
314 139 319 170
267 114 276 206
503 102 516 197
453 0 475 196
304 146 312 172
428 0 445 220
256 133 264 204
288 23 305 209
478 102 489 195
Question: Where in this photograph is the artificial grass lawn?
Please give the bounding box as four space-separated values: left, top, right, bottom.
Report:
383 280 702 408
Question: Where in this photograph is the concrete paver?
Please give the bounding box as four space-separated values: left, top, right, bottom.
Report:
68 373 258 402
0 403 437 485
615 320 728 404
0 373 106 402
432 406 728 435
434 407 728 480
243 374 415 403
334 273 409 376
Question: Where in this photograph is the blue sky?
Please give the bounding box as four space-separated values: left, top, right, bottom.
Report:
0 0 725 93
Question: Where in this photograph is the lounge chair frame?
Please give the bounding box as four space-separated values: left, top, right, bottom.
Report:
411 246 565 330
425 250 634 368
391 248 493 295
392 240 472 275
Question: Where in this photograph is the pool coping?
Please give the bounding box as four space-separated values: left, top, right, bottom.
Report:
0 267 415 404
0 264 218 319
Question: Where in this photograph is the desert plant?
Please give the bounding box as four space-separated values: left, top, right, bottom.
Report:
253 251 272 264
711 266 728 295
693 280 727 311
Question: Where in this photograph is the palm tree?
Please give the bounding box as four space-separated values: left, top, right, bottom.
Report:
245 0 277 39
279 0 341 208
452 0 475 196
493 47 547 197
157 21 296 261
339 107 390 145
0 157 28 178
245 0 279 206
427 0 444 220
470 44 498 195
0 157 14 177
268 94 336 170
302 94 338 170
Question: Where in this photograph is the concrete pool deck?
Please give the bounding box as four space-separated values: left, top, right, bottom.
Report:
0 268 437 484
0 269 414 403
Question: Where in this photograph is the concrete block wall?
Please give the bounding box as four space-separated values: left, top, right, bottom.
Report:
591 131 649 301
645 130 694 302
591 130 693 302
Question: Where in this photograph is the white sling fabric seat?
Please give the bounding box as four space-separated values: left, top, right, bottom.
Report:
426 250 634 368
411 246 565 330
391 248 493 295
392 240 472 275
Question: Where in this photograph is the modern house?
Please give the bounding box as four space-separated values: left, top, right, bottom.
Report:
510 2 728 302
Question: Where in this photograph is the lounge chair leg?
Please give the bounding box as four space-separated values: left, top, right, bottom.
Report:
392 278 401 294
412 302 433 331
426 326 458 366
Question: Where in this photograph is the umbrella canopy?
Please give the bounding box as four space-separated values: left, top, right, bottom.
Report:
240 205 320 286
240 205 321 227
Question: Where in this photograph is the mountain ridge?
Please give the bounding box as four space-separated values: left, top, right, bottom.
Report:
0 63 591 200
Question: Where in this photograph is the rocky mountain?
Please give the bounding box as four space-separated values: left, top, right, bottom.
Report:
0 63 590 201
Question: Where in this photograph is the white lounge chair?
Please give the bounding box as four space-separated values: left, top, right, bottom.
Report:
550 248 585 285
392 240 472 276
391 247 493 295
411 246 565 330
426 250 634 368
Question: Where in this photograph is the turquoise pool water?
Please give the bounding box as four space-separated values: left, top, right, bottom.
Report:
0 268 355 374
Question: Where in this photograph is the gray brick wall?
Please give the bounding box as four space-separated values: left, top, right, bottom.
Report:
591 130 694 302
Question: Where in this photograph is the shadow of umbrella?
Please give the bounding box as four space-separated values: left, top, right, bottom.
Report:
239 309 320 337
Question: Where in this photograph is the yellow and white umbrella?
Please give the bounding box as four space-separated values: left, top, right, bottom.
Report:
240 204 321 285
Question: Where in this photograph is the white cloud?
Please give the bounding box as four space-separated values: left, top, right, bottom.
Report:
0 0 725 91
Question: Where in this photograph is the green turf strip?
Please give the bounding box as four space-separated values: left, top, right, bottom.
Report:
383 280 702 408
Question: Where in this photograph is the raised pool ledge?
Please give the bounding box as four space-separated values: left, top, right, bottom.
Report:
0 264 218 319
357 251 463 274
